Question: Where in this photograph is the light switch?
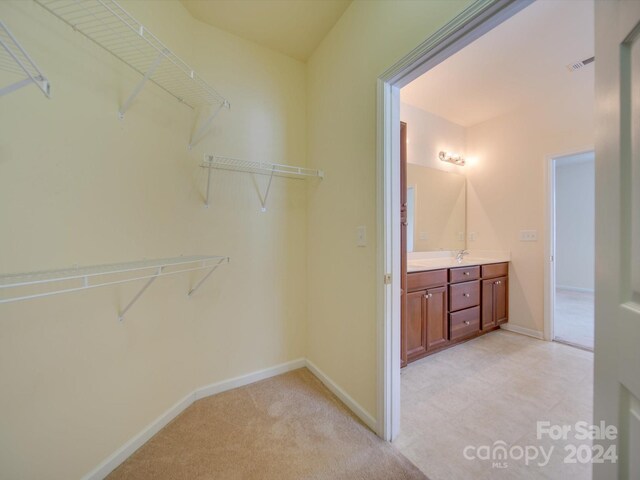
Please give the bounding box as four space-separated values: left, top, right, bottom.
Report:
356 226 367 247
519 230 538 242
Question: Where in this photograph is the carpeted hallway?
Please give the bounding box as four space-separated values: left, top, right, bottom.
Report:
108 368 426 480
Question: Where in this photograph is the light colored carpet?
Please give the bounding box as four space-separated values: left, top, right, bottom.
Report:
108 368 426 480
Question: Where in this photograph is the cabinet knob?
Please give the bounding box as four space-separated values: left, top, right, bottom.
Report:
464 271 470 276
464 320 470 325
496 280 501 285
463 293 470 297
428 293 433 298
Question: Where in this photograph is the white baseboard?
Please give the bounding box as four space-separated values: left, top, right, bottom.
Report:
556 285 594 293
81 391 196 480
304 359 377 432
82 358 306 480
500 323 545 340
195 358 306 400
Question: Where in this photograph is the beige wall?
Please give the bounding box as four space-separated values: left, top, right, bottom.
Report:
465 76 594 334
306 0 472 419
400 102 467 172
0 1 307 478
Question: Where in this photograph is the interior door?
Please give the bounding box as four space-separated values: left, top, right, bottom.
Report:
595 1 640 478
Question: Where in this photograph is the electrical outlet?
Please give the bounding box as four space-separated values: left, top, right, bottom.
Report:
457 231 465 242
419 232 428 241
519 230 538 242
356 226 367 247
468 232 478 241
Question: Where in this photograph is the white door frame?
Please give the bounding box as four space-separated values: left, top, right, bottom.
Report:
375 0 533 441
544 148 594 343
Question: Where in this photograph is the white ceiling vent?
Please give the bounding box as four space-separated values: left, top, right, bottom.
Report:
566 56 595 72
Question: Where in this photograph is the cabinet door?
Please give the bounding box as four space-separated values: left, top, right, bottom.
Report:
406 290 427 360
481 279 497 330
494 276 508 325
426 286 448 351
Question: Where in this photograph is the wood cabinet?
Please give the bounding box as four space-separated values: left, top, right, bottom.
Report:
406 290 428 361
425 285 448 351
405 285 448 363
482 276 508 330
403 262 509 365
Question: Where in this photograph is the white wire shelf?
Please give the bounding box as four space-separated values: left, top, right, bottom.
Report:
0 20 50 98
34 0 229 146
201 155 324 211
0 255 229 321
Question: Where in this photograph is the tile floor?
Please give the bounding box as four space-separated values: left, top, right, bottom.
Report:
554 288 594 350
395 330 594 480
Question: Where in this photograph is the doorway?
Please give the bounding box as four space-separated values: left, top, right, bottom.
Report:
551 151 595 350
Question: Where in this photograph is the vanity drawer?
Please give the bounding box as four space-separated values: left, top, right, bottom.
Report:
407 269 447 292
450 306 480 341
482 262 508 279
449 280 480 312
449 265 480 284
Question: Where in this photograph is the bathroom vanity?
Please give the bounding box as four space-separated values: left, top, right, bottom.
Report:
402 259 509 366
400 143 510 367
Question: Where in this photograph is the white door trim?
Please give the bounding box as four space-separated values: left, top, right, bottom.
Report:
544 147 594 343
375 0 533 441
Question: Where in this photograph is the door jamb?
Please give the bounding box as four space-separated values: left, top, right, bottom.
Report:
376 0 533 441
544 148 595 343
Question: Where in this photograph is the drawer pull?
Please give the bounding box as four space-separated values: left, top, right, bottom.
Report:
464 320 470 325
464 271 470 276
463 293 470 297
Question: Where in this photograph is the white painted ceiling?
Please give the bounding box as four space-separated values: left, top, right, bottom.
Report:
401 0 594 127
181 0 352 61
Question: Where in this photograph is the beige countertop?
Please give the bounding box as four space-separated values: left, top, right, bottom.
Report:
407 251 510 273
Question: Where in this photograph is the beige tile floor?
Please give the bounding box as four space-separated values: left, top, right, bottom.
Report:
395 330 594 480
554 288 594 350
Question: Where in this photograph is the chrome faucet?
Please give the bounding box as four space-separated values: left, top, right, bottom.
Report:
456 250 469 263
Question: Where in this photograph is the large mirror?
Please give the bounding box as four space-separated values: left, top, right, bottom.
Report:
407 164 466 252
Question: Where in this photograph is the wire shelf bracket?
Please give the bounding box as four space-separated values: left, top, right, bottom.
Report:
0 20 50 98
201 155 324 211
0 255 230 321
34 0 230 144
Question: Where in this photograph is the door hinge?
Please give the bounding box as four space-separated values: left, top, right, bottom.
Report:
384 273 392 285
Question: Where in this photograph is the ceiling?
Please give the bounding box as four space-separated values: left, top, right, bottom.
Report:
401 0 594 127
181 0 352 61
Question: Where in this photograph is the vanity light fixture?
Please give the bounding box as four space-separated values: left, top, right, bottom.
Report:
439 151 466 166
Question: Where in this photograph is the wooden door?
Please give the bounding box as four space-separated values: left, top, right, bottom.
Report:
425 286 448 351
400 122 408 367
406 290 427 361
481 278 496 330
494 276 508 325
595 2 640 478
